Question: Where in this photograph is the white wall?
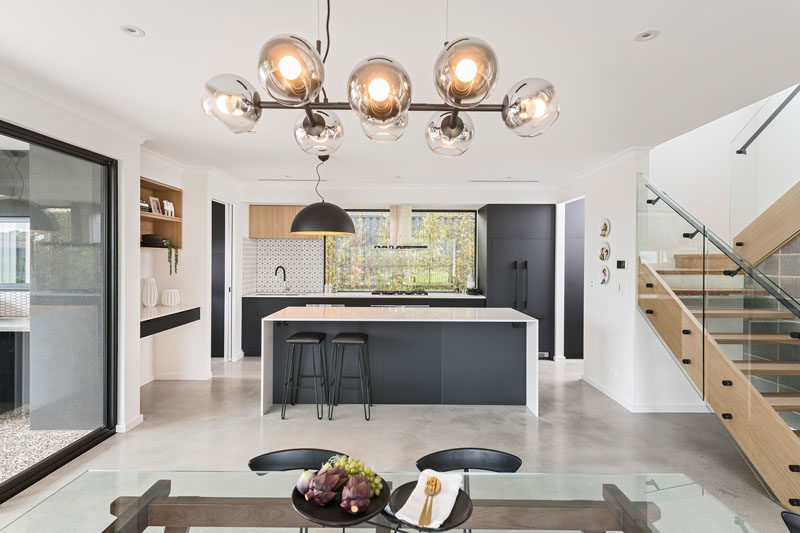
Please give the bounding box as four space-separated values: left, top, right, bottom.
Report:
556 149 706 412
0 73 144 432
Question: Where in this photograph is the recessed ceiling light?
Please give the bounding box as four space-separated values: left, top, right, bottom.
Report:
119 25 145 38
634 29 660 42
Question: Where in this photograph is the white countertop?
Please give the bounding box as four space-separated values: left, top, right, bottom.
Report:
263 306 534 322
245 291 486 299
141 305 199 322
0 317 30 332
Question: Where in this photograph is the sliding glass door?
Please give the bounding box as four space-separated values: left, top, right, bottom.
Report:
0 120 116 501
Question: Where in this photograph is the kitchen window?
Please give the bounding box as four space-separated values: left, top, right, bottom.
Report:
325 210 476 292
0 218 29 289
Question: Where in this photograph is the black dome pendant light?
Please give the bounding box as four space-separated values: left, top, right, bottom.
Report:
290 155 355 236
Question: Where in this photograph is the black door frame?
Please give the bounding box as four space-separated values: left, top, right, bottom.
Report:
0 118 118 503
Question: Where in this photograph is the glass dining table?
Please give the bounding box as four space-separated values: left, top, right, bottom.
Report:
0 470 757 532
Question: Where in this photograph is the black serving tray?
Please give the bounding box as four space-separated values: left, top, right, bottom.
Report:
388 480 472 532
291 479 390 527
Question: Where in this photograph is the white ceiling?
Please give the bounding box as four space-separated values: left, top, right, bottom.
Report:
0 0 799 186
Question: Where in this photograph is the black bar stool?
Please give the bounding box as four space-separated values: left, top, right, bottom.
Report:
328 333 372 420
281 332 328 420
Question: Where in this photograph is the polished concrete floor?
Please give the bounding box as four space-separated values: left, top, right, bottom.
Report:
0 358 785 531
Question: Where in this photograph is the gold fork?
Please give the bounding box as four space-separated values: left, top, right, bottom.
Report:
418 477 437 527
422 477 442 527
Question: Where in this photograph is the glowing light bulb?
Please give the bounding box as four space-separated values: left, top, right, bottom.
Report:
520 97 547 119
455 58 478 82
214 94 244 116
368 77 391 102
278 55 302 80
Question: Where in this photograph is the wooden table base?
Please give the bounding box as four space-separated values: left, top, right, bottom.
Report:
105 480 661 533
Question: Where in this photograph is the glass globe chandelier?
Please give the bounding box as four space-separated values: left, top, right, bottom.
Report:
257 34 324 106
425 111 474 156
200 1 559 158
200 74 261 133
433 37 499 108
502 78 560 138
294 110 344 155
347 56 412 126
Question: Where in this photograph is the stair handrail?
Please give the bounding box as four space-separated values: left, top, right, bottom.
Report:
643 179 800 320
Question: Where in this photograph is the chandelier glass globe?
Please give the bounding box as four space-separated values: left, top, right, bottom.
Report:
433 37 499 108
360 113 408 142
293 110 344 155
425 111 474 156
502 78 560 137
257 34 324 106
347 56 412 129
200 74 261 133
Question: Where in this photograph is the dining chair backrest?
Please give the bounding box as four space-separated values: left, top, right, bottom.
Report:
248 448 343 472
783 511 800 532
416 448 522 473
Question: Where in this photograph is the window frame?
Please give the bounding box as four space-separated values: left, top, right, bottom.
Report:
323 208 478 292
0 216 31 290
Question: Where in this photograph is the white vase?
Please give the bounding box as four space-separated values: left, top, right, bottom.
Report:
161 288 181 307
142 278 158 308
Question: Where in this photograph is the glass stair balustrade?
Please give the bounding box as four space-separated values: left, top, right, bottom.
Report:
637 173 800 510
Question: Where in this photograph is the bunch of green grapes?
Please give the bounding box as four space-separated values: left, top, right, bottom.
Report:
331 455 383 497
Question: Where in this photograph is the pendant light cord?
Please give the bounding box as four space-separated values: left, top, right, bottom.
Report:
444 0 449 45
314 159 325 202
323 0 331 63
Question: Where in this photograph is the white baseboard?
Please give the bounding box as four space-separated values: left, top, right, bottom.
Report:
153 372 213 381
581 376 708 413
140 374 154 386
116 413 143 433
231 350 244 362
554 354 567 363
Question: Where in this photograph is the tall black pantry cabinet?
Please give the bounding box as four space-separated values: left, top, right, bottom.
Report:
477 204 555 358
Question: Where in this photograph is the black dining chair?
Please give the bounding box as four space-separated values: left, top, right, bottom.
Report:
248 448 343 472
783 511 800 532
416 448 522 533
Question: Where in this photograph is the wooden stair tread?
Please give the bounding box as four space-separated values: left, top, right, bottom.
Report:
763 393 800 411
713 333 800 345
673 288 769 296
657 268 731 275
733 361 800 375
691 308 796 319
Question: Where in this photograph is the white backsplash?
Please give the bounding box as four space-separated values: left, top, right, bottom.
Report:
242 238 324 294
0 291 29 317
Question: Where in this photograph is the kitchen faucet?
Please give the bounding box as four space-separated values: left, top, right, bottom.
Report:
274 265 290 292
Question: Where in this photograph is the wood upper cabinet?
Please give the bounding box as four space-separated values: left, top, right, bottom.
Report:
249 205 319 239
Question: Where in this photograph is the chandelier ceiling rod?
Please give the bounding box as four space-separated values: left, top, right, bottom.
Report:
257 101 504 113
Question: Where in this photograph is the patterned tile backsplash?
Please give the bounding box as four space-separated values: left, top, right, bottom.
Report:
242 238 324 294
0 291 29 317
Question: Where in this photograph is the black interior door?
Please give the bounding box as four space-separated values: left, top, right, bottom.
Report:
211 201 226 357
521 238 555 357
564 199 585 358
487 238 521 309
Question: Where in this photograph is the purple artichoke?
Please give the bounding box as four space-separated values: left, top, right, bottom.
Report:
305 465 347 506
341 475 371 514
296 469 314 495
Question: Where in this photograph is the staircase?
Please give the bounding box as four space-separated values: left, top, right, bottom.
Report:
638 178 800 510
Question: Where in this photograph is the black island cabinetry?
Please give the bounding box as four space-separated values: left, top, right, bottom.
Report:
478 204 555 358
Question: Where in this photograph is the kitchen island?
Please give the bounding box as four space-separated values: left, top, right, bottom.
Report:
260 306 538 416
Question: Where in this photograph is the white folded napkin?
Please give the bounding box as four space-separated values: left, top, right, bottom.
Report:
395 469 463 529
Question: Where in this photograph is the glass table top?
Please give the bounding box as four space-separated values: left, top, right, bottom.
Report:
1 470 757 532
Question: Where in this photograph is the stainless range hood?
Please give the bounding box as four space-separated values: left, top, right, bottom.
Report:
374 205 427 249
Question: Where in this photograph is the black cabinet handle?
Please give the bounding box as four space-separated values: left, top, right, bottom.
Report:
522 260 529 310
512 260 518 309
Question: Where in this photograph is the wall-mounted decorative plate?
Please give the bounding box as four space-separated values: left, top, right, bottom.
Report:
599 241 610 261
599 266 610 285
599 218 611 237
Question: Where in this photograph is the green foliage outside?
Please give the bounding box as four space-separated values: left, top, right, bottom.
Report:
325 211 476 292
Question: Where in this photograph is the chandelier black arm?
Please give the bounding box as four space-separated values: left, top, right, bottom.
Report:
256 100 504 113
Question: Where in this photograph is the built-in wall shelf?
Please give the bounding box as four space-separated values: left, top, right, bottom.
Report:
140 305 200 337
140 177 183 248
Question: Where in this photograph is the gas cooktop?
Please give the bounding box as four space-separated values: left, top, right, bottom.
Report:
371 290 429 296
